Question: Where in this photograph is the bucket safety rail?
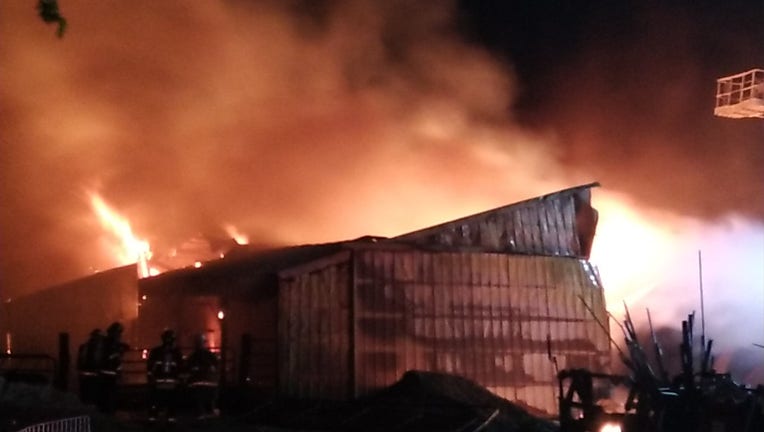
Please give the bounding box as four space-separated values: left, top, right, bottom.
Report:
14 415 90 432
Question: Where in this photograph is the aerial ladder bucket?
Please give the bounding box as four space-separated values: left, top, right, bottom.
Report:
714 69 764 118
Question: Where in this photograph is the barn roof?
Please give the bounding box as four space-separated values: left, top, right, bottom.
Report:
393 182 599 258
139 182 600 292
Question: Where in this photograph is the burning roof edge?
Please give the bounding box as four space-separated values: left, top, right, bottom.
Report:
393 182 600 242
141 182 600 284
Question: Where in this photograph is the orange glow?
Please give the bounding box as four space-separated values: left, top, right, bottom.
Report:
88 192 157 278
599 423 622 432
217 310 225 320
224 224 249 245
591 192 681 311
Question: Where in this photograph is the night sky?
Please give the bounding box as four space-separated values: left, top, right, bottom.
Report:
461 0 764 215
1 1 763 370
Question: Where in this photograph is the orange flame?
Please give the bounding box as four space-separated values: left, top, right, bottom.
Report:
224 224 249 245
88 192 154 277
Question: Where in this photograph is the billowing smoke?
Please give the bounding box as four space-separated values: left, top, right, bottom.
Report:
1 0 564 293
0 1 761 379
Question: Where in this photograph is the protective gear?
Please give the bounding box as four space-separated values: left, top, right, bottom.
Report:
106 322 124 337
147 328 183 421
193 333 207 349
161 328 176 345
186 333 220 418
99 321 129 414
76 329 104 405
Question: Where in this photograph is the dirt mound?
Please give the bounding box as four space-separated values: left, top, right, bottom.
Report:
353 370 558 432
244 370 558 432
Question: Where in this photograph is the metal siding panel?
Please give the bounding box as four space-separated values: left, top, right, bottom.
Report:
562 196 579 256
341 249 609 417
464 253 477 376
353 252 364 396
539 204 553 255
278 256 351 400
527 206 542 255
551 199 568 255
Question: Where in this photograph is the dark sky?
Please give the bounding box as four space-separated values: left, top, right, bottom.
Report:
460 0 764 216
0 0 762 300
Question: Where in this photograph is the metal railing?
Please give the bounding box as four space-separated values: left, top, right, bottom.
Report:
716 69 764 106
15 415 90 432
714 68 764 118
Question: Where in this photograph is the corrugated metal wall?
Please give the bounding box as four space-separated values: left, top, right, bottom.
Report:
278 253 352 399
394 186 596 258
277 247 610 414
351 249 609 415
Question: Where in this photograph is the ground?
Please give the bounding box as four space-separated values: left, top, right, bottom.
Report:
1 371 558 432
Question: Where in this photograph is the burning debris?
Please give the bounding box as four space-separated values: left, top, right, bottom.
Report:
558 303 764 432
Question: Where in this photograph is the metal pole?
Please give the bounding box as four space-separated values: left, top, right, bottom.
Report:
698 250 706 354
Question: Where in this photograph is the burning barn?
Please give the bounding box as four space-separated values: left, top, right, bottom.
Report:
134 182 610 415
1 183 610 416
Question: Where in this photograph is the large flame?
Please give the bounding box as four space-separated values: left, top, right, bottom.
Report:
88 192 155 277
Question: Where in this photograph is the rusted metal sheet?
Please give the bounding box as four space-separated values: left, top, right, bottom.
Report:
278 252 352 399
351 249 609 416
393 183 599 259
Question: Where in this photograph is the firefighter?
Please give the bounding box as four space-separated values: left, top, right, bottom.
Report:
99 321 129 414
185 333 220 419
76 328 104 405
147 328 183 422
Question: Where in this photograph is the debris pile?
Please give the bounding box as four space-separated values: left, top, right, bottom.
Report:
560 304 764 432
245 370 558 432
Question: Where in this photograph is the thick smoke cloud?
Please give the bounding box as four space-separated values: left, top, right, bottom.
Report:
1 0 563 296
0 0 761 381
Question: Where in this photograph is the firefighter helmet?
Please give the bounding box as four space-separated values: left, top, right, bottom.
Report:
193 333 207 349
161 328 176 345
106 322 123 336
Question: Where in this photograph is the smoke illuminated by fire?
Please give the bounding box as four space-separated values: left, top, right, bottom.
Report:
591 192 764 382
1 0 762 380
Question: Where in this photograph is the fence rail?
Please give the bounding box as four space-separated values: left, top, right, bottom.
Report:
15 415 90 432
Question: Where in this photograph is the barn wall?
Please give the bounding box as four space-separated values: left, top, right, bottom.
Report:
2 265 139 354
352 249 609 416
278 252 352 399
0 265 139 387
223 294 278 390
